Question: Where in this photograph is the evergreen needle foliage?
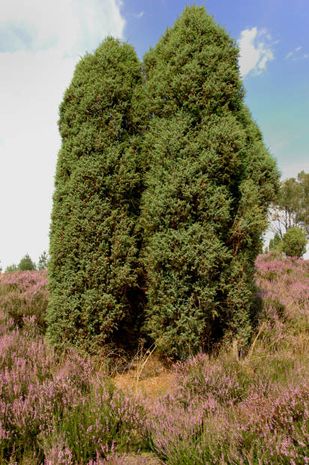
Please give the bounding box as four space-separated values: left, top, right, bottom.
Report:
18 254 36 271
49 8 279 358
48 38 143 351
137 7 279 358
282 226 307 258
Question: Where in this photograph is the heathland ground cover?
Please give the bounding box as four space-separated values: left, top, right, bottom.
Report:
0 254 308 464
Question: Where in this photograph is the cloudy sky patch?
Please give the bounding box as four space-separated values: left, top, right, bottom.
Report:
238 27 274 77
0 0 125 54
0 0 125 268
286 46 309 60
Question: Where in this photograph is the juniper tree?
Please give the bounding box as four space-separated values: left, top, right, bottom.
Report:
137 7 279 358
48 8 279 358
48 38 143 351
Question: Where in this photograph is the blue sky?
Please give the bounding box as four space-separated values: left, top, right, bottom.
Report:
0 0 308 267
122 0 309 176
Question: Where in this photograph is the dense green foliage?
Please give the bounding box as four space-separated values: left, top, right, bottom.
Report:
137 7 279 357
297 171 309 233
269 233 283 253
272 170 309 237
282 226 307 257
18 254 36 271
48 38 143 351
37 251 49 270
270 170 308 259
5 254 36 272
5 264 18 273
49 7 278 357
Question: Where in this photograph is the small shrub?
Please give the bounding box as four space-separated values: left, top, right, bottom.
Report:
37 251 49 270
263 270 278 281
0 271 48 333
58 382 145 463
282 226 307 258
18 254 36 271
262 297 286 321
5 264 18 273
269 233 283 253
0 319 146 464
174 354 252 406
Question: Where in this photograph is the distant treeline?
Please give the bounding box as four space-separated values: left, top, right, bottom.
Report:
3 252 49 273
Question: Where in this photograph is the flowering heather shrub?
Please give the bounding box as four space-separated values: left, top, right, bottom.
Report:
139 255 309 464
174 353 252 405
86 453 160 465
256 250 308 322
0 322 91 462
142 353 254 451
143 395 207 458
0 254 308 464
0 271 48 333
58 380 145 464
0 312 146 464
141 355 249 460
44 437 74 465
143 373 309 464
231 383 309 465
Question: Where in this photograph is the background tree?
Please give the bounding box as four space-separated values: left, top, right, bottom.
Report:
37 251 49 270
268 233 283 253
271 171 309 237
5 264 18 273
136 7 279 358
18 254 36 271
296 171 309 234
48 38 143 352
282 226 307 258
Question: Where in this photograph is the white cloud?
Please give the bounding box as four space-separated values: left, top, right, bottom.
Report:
133 11 145 19
0 0 125 53
0 0 125 269
238 27 274 78
285 46 309 61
